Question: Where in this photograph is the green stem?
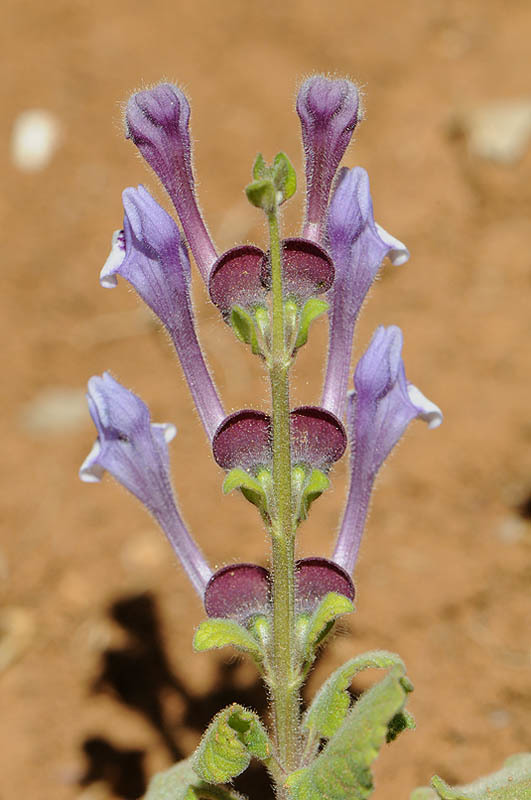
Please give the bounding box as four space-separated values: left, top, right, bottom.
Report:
267 207 299 781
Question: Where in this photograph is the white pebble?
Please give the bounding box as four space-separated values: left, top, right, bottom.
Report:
21 387 88 434
11 109 61 171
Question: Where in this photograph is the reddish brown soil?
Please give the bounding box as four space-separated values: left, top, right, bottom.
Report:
2 1 530 798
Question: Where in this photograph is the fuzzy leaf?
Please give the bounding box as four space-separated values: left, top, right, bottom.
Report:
302 592 354 660
144 756 246 800
386 709 416 742
295 297 329 349
222 468 263 497
273 152 297 203
222 467 269 517
193 619 263 660
252 153 267 180
193 704 271 784
245 178 276 213
299 468 330 520
303 650 407 741
229 306 260 354
419 753 531 800
286 666 412 800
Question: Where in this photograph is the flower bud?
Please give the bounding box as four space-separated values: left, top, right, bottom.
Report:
125 83 216 281
297 75 360 243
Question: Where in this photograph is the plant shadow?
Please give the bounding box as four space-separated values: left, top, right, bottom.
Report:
79 592 273 799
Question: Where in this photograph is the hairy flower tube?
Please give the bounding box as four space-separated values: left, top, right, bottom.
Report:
332 326 442 575
125 83 217 282
101 184 224 441
80 372 212 596
297 75 360 244
321 167 409 420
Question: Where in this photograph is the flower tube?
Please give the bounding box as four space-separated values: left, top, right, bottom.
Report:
101 184 225 441
296 75 360 244
125 83 217 282
332 326 442 574
321 168 409 419
80 373 212 596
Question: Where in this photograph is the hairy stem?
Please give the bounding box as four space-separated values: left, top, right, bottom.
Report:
267 206 299 782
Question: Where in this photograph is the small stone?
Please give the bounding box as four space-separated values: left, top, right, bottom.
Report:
489 708 511 728
20 386 88 434
0 607 36 672
497 516 527 543
451 99 531 164
11 109 61 171
73 618 116 654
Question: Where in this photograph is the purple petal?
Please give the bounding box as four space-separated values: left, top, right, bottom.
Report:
291 406 347 470
321 168 409 419
204 563 271 622
296 76 360 244
332 326 442 574
79 373 211 597
295 557 355 613
125 83 217 282
260 238 334 302
212 410 271 471
101 185 224 441
209 244 267 316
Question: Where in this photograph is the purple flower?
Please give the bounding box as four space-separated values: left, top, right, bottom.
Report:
101 184 224 441
125 83 217 282
321 168 409 419
297 76 360 244
79 373 212 597
332 326 442 575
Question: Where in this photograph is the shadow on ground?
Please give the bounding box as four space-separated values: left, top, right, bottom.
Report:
79 593 272 799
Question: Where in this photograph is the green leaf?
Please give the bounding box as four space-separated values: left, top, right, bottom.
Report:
410 790 439 800
193 619 263 660
294 297 329 349
303 650 407 741
422 753 531 800
144 756 245 800
386 709 416 742
301 592 354 661
245 178 276 212
299 468 330 520
222 468 263 498
222 467 270 517
254 306 270 343
272 152 297 203
193 704 271 784
285 666 412 800
229 306 260 355
252 153 267 180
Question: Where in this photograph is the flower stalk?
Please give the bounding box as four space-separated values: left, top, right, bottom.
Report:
267 202 299 778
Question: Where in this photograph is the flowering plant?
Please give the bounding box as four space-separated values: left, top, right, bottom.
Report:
81 76 529 800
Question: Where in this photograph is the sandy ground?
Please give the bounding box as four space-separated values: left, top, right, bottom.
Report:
1 0 530 798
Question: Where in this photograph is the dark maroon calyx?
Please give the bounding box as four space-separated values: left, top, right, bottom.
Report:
209 244 267 317
204 558 354 622
213 407 346 474
204 562 271 622
212 410 271 472
290 406 347 470
260 238 334 302
295 557 355 614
